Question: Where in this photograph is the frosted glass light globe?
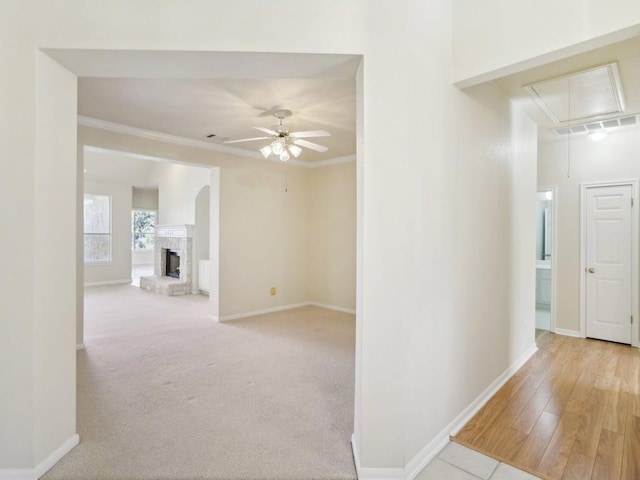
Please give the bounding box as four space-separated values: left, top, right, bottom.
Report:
271 140 284 155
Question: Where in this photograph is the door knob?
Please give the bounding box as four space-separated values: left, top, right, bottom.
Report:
588 267 595 273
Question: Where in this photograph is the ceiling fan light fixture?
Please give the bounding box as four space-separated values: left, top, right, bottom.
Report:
288 145 302 158
259 145 272 158
227 110 331 161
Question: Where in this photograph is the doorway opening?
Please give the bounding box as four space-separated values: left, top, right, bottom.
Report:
53 49 363 479
535 187 557 336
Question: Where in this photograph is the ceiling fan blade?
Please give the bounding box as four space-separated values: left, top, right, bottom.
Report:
290 130 331 138
253 126 279 136
293 139 329 153
223 136 270 144
255 105 283 117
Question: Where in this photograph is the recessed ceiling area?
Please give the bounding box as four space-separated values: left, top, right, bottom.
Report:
78 77 356 163
524 63 624 123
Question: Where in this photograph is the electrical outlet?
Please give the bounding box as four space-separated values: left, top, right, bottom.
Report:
270 287 276 296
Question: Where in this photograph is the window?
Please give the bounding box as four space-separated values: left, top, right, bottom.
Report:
84 194 111 263
132 210 156 251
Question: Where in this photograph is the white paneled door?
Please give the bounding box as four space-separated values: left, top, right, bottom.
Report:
585 185 633 344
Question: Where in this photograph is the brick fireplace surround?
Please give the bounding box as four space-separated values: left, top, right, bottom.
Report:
140 224 194 296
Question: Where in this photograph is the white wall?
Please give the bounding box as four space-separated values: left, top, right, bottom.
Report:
77 136 85 349
194 185 210 265
538 128 640 335
132 187 158 210
33 49 78 469
453 0 640 85
219 164 311 317
83 182 133 285
209 169 221 320
132 249 154 265
309 162 356 311
1 0 621 476
0 4 36 467
396 30 538 464
148 162 210 226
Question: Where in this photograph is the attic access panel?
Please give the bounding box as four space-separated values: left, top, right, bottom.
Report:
525 63 625 124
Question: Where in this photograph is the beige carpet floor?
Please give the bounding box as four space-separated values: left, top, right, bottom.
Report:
43 285 357 480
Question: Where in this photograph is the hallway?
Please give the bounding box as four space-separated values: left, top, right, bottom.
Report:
453 333 640 479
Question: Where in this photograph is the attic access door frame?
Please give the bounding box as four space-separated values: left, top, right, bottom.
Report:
579 179 640 347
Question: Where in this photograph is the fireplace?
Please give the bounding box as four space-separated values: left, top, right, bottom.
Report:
165 250 180 278
140 224 194 296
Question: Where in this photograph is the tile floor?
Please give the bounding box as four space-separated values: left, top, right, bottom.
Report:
417 442 541 480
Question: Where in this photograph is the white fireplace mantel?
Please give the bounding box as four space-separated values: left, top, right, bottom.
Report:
155 224 194 238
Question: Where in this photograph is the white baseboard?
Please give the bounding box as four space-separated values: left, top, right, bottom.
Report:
0 434 79 480
217 301 355 322
555 328 582 338
208 314 219 322
219 302 311 322
309 302 356 315
403 342 538 480
351 435 361 478
351 435 405 480
35 434 80 478
403 432 452 480
76 343 85 351
351 342 538 480
84 279 131 287
446 342 539 438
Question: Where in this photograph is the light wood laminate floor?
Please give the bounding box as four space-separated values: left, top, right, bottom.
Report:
453 332 640 480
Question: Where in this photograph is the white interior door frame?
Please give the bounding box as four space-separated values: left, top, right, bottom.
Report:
538 185 558 333
580 179 639 347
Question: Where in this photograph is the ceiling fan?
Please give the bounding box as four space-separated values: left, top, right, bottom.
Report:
223 109 330 161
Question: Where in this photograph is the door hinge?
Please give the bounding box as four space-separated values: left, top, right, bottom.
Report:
632 315 634 324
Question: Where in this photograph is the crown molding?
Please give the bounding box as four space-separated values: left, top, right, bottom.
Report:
78 116 355 168
83 145 209 169
305 154 356 168
78 115 263 159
